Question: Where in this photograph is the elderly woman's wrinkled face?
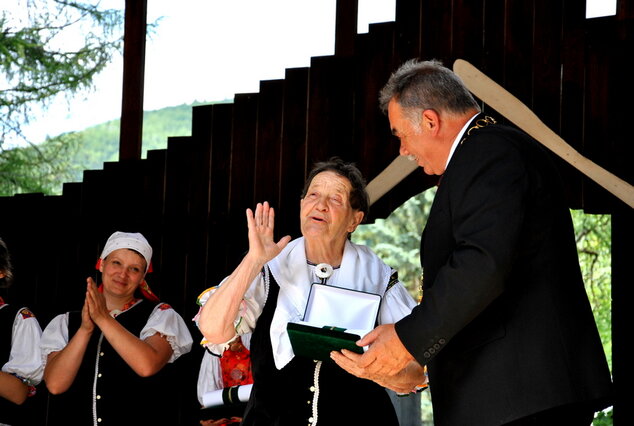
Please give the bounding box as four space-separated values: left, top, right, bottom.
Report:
99 248 146 300
300 171 364 243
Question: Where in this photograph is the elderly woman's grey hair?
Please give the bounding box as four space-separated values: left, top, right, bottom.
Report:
301 157 370 221
379 59 481 122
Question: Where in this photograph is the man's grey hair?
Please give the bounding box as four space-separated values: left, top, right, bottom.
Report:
379 59 481 120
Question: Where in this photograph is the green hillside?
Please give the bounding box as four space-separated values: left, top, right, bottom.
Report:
71 102 207 178
0 101 233 196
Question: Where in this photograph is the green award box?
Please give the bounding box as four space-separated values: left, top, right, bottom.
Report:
287 283 381 361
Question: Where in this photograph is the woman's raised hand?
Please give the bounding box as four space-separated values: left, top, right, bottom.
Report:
246 201 291 265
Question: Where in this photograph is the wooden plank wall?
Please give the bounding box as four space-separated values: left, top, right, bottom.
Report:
1 0 632 424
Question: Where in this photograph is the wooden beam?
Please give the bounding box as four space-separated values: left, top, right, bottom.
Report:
119 0 147 161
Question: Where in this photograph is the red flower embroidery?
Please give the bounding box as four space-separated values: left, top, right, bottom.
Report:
19 308 34 319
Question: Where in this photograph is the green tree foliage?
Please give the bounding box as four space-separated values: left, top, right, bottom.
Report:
0 0 124 192
0 0 123 142
70 103 201 178
0 103 206 195
354 189 436 301
0 132 78 195
0 102 230 196
572 210 612 370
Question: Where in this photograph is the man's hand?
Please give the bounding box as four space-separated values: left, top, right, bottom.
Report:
355 324 414 375
331 347 426 394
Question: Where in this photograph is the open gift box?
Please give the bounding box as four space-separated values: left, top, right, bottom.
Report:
287 283 381 361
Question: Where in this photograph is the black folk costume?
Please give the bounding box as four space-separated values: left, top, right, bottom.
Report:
196 238 417 426
242 272 398 425
41 299 193 426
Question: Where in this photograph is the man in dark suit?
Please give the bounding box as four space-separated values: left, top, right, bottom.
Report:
332 59 612 425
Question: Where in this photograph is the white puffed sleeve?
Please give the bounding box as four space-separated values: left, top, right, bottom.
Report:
378 279 417 325
39 313 70 368
140 303 193 363
2 307 44 385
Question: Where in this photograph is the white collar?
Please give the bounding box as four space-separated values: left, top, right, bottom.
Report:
266 237 392 369
445 112 480 170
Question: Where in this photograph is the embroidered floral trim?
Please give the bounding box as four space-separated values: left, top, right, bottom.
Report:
19 307 35 319
386 270 399 291
109 298 141 318
157 303 172 311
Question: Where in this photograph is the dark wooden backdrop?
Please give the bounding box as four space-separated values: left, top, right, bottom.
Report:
1 1 632 424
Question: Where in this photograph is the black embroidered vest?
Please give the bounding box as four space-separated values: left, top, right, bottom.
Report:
46 300 178 426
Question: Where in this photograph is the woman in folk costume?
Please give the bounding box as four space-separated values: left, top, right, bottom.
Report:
196 158 425 425
41 231 193 426
0 237 44 426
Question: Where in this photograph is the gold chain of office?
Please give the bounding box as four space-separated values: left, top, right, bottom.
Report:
460 115 497 145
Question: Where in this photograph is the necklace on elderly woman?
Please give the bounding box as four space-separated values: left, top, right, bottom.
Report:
308 261 337 285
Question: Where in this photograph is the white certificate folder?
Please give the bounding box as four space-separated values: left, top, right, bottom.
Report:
287 283 381 361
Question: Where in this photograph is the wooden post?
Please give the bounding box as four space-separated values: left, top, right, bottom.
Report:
119 0 147 161
335 0 358 56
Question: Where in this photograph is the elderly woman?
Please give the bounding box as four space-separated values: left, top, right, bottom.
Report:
41 231 193 426
196 159 425 425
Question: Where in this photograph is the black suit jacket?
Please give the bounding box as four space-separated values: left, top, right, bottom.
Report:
395 117 612 425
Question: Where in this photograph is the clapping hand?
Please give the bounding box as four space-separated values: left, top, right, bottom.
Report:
85 277 110 326
80 284 95 333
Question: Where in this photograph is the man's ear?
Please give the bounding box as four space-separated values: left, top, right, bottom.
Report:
422 109 440 135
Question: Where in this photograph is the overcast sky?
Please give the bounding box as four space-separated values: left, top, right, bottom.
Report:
19 0 394 143
16 0 615 144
